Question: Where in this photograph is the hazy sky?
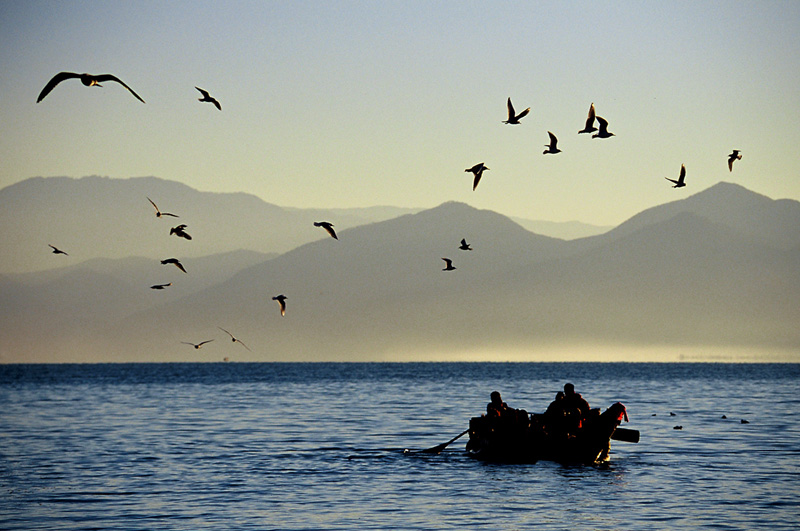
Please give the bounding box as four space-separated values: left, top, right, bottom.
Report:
1 0 799 226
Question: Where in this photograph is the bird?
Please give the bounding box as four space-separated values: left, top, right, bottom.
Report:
181 340 214 349
673 425 683 430
578 103 597 134
48 244 68 256
459 238 472 251
170 224 192 240
313 221 338 240
161 258 187 273
272 294 288 316
150 283 172 290
665 164 687 188
218 327 251 351
37 72 145 103
502 97 530 124
195 87 221 110
591 116 614 138
147 197 178 218
543 131 561 154
465 163 489 191
441 258 456 271
728 150 742 172
740 419 750 424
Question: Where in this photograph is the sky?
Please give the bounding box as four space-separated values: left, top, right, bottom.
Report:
1 0 799 227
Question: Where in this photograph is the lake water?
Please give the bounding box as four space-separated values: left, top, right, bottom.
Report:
1 363 798 530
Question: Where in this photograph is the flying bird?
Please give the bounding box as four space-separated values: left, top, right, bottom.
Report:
272 294 288 316
48 244 68 256
37 72 145 103
728 150 742 172
592 116 614 138
181 340 214 349
459 238 472 251
161 258 187 273
195 87 221 110
465 163 489 191
219 327 251 351
578 103 597 134
543 131 562 154
441 258 456 271
150 283 172 290
502 97 530 124
147 197 179 218
314 221 338 240
170 224 192 240
665 164 687 188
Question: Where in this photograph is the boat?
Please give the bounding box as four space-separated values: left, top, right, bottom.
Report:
465 401 638 464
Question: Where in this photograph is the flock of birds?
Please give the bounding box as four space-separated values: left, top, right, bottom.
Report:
37 71 744 356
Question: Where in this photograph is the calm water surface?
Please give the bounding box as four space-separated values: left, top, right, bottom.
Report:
1 363 798 530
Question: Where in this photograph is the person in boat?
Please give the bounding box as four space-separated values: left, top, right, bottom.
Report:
487 391 510 418
562 383 591 417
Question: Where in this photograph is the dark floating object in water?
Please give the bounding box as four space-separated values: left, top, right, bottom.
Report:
740 419 749 424
49 244 68 256
465 162 489 191
313 221 338 240
543 131 561 154
272 294 287 316
441 258 456 271
148 197 179 218
150 283 171 290
721 415 728 419
591 116 614 139
728 150 742 172
673 425 683 430
37 72 145 103
459 238 472 251
161 258 187 273
665 164 687 188
502 97 530 125
669 412 676 416
195 87 221 110
578 102 597 134
181 340 214 349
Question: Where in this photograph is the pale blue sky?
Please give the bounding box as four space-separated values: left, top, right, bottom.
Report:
1 0 799 225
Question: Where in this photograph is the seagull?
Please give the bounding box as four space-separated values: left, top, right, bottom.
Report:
147 197 179 218
578 103 597 134
459 238 472 251
728 150 742 172
181 340 214 349
592 116 614 138
37 72 145 103
502 97 530 124
441 258 456 271
218 327 251 351
48 244 68 256
313 221 338 240
150 283 172 290
465 163 489 191
161 258 187 273
272 294 288 316
170 224 192 240
665 164 687 188
543 131 561 154
195 87 221 110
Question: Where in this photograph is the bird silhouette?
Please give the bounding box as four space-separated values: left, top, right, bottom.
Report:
728 150 742 172
441 258 456 271
195 87 221 110
147 197 179 218
314 221 338 240
181 340 214 349
218 327 251 351
170 224 192 240
459 238 472 251
465 163 489 191
161 258 187 273
48 244 68 256
272 294 288 316
665 164 687 188
543 131 562 154
502 97 530 124
37 72 145 103
578 103 597 134
592 116 614 138
150 283 171 290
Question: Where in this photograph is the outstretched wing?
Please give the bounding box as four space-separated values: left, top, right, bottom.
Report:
37 72 80 103
679 164 686 184
515 107 530 120
548 131 558 146
195 86 211 98
95 74 145 103
506 97 515 121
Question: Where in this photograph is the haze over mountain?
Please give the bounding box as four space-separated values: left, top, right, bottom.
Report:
1 180 797 363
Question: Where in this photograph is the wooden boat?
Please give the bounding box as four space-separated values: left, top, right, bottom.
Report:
465 402 638 464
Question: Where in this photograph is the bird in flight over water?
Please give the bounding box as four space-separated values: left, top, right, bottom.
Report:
543 131 562 154
182 340 214 349
195 87 221 110
219 327 251 351
314 221 338 240
465 163 489 191
49 244 68 255
170 224 192 240
592 116 614 138
459 239 472 251
37 72 145 103
441 258 456 271
665 164 687 188
161 258 187 273
502 97 530 124
578 103 597 134
150 283 172 290
272 294 288 316
728 150 742 172
147 197 179 218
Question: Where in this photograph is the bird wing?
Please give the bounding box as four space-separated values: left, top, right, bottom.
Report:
219 327 234 338
679 164 686 183
324 225 338 239
198 340 214 346
212 98 221 111
728 157 734 172
515 107 530 120
195 86 210 98
473 172 482 191
173 261 187 273
147 197 160 212
37 72 80 102
596 116 608 131
94 74 145 103
548 131 558 146
587 103 596 122
506 98 515 120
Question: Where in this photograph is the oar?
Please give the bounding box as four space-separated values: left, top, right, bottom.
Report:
611 427 640 443
420 429 470 454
